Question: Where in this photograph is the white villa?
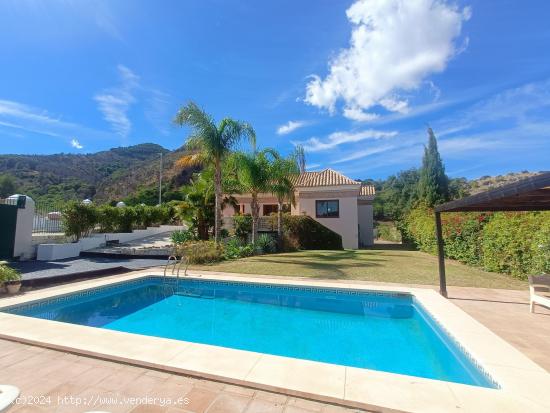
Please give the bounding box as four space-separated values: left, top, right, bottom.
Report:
222 168 376 249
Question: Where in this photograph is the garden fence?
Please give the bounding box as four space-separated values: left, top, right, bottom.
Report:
33 200 65 234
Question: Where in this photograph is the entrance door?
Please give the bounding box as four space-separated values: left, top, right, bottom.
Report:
0 204 17 259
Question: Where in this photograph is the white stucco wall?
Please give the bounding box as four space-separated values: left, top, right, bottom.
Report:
13 196 35 260
358 203 374 247
296 195 359 249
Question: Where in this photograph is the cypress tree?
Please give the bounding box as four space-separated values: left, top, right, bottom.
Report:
418 127 449 206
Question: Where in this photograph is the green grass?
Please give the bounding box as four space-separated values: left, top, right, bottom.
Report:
191 245 527 290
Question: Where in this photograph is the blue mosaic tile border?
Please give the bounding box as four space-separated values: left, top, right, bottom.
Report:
2 276 155 313
2 274 498 388
413 298 500 389
2 275 409 314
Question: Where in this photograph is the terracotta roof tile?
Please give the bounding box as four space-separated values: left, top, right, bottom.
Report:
360 184 376 196
293 168 359 187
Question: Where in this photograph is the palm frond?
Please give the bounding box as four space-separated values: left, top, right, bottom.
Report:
175 152 205 169
219 118 256 152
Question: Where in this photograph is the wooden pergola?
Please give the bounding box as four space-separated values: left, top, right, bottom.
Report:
434 172 550 297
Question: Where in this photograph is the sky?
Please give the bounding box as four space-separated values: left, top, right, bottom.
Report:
0 0 549 180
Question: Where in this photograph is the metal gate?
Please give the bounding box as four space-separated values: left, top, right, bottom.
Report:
0 202 18 259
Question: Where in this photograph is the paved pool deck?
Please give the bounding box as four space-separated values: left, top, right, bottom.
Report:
10 257 166 284
0 339 368 413
1 270 549 412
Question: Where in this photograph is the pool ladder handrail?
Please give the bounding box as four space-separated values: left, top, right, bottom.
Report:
163 250 202 292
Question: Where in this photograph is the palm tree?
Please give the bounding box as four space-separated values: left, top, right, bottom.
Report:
270 155 300 241
229 149 278 244
174 102 255 242
181 170 239 240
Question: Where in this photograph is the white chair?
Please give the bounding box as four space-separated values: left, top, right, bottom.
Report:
0 385 20 412
528 275 550 313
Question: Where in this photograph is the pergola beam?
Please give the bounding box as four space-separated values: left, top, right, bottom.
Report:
434 211 447 298
433 172 550 297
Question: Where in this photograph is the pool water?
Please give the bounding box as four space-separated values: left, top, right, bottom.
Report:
4 277 496 388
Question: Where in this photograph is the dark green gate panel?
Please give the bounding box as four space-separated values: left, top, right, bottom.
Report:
0 204 17 259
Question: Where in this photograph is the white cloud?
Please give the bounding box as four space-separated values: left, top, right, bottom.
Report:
342 107 379 122
305 0 470 118
94 64 139 137
277 120 308 135
70 138 83 149
0 99 112 142
305 163 321 171
0 100 63 126
294 129 397 152
331 144 395 164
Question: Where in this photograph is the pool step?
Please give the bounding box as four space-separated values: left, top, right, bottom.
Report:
174 290 215 299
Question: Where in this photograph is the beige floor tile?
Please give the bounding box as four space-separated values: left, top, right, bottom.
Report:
344 367 457 413
167 343 261 381
286 398 326 411
206 393 251 413
223 384 256 397
245 397 285 413
182 387 218 413
284 406 318 413
253 390 288 404
246 356 346 400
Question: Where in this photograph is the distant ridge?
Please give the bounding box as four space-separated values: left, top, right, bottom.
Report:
0 143 196 202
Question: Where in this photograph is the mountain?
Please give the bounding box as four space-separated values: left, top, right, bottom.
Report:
468 171 542 194
0 143 197 203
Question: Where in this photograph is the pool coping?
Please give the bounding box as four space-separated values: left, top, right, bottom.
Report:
0 270 549 412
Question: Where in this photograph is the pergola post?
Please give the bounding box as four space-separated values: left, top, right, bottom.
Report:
434 211 447 298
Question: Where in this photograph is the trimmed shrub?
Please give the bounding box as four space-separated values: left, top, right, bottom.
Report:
116 207 137 233
402 206 437 254
171 229 196 244
255 233 276 254
375 221 402 243
62 202 98 241
481 212 549 278
442 212 488 266
403 205 550 279
234 214 252 241
175 241 224 264
97 205 120 233
223 238 254 259
282 215 343 250
532 216 550 274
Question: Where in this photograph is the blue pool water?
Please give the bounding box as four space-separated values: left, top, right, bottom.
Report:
3 277 496 388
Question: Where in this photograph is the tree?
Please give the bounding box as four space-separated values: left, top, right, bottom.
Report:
0 174 17 198
294 145 306 173
180 170 237 240
229 149 277 244
417 127 449 207
174 102 255 242
374 168 420 220
270 153 300 242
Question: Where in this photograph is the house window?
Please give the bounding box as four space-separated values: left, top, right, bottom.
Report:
316 200 339 218
262 204 278 216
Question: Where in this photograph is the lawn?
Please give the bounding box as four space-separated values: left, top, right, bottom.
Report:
191 245 527 290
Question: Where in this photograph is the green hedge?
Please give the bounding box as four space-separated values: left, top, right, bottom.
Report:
282 215 343 250
403 205 550 279
482 212 550 276
62 204 176 238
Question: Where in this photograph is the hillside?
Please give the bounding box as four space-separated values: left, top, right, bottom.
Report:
0 143 196 203
468 171 542 194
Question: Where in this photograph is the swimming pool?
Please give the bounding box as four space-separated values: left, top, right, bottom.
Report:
3 276 496 388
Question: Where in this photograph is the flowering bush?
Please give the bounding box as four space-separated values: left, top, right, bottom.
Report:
403 206 550 279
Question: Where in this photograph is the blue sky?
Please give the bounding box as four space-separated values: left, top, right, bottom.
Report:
0 0 549 180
